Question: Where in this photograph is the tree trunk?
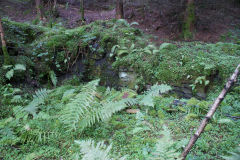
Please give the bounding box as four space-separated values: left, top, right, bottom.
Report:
53 0 57 11
80 0 85 22
181 64 240 160
116 0 124 19
0 18 11 65
182 0 195 39
51 0 58 18
35 0 45 21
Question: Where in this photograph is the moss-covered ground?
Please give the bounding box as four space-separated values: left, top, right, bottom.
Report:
0 19 240 160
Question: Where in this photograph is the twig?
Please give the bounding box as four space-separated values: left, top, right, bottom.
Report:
181 64 240 160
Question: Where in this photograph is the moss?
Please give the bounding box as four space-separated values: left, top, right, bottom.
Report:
112 121 127 130
2 46 12 65
205 124 213 131
157 110 165 119
182 1 195 40
0 67 6 85
149 110 157 117
99 33 117 50
114 41 240 89
2 19 45 44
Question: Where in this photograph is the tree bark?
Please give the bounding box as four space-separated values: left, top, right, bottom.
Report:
80 0 85 22
183 0 195 39
116 0 124 19
0 18 11 65
53 0 57 11
35 0 45 21
181 64 240 160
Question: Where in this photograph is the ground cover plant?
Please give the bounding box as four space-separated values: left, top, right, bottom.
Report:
0 1 240 159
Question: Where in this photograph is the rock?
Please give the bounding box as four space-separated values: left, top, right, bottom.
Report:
119 71 137 89
173 86 193 99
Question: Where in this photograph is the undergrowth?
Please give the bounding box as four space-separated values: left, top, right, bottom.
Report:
0 18 240 160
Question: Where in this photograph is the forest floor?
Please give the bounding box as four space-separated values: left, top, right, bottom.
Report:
1 1 240 43
1 1 240 160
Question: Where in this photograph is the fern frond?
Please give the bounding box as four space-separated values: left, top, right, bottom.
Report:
139 84 172 107
13 106 28 120
49 70 57 87
74 139 127 160
222 147 240 160
19 128 58 144
116 19 130 27
59 79 136 132
74 140 112 160
48 84 80 101
34 88 49 101
151 125 181 160
77 98 135 131
11 95 23 104
24 88 49 117
59 79 99 131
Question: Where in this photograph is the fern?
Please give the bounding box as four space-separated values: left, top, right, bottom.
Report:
19 128 58 144
4 64 26 80
59 79 136 132
59 79 99 131
139 84 172 107
49 70 57 87
151 125 181 160
24 88 49 117
222 147 240 160
77 98 136 131
74 139 126 160
11 95 23 104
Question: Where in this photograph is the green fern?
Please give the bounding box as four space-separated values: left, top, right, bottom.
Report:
151 125 181 160
59 79 99 131
4 64 26 80
19 128 58 144
74 139 126 160
222 147 240 160
24 88 49 117
139 84 172 107
49 70 57 87
77 98 136 131
11 95 23 104
59 80 136 132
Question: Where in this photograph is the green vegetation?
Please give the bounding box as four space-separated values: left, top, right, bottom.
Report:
182 1 195 39
0 18 240 160
113 41 240 91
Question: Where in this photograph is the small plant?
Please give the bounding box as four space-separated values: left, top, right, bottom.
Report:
3 64 26 80
73 140 127 160
190 76 210 91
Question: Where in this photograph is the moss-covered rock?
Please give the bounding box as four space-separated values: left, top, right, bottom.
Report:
113 41 240 91
2 19 143 85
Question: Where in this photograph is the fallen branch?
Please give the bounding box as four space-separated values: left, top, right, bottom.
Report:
181 64 240 160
